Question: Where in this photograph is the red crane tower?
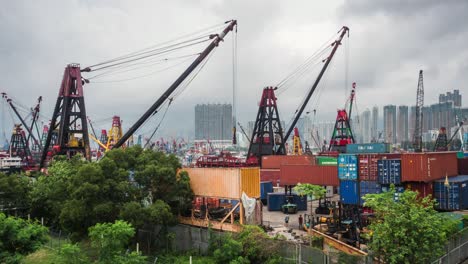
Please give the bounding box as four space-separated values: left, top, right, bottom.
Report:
40 64 91 168
328 82 356 153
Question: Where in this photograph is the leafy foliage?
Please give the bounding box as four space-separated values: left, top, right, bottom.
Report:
209 225 282 264
0 213 48 263
293 183 326 216
363 186 459 264
55 243 89 264
89 220 146 264
0 173 31 214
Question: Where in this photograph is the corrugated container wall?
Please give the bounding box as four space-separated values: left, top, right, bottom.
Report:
181 167 260 199
458 158 468 175
359 153 401 181
404 182 433 199
260 181 273 201
261 155 315 169
360 181 381 205
340 180 359 204
346 143 390 154
338 154 358 180
401 152 458 182
260 169 280 184
377 159 402 184
434 175 468 210
280 164 339 186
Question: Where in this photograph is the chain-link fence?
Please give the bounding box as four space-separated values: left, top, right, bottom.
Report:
431 227 468 264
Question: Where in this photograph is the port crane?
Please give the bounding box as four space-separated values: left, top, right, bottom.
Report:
39 20 237 167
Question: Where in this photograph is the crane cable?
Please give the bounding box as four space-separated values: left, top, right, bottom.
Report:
89 56 196 83
87 53 200 80
86 38 211 73
86 22 226 69
143 101 172 149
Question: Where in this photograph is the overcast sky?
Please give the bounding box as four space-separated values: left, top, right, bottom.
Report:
1 0 467 142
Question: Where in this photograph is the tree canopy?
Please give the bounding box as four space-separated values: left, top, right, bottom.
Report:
363 186 460 264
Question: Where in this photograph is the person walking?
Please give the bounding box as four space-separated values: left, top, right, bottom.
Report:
298 214 303 230
284 214 289 228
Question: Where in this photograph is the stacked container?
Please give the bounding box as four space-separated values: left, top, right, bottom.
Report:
433 175 468 211
377 159 402 184
266 193 307 211
346 143 391 154
338 154 359 204
260 181 273 205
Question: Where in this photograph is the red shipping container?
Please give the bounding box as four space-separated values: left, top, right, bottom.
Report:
279 164 339 186
359 153 401 181
260 169 280 184
261 155 316 169
401 152 458 182
458 158 468 175
405 182 434 199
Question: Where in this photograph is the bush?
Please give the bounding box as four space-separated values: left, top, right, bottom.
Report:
56 243 89 264
0 213 48 262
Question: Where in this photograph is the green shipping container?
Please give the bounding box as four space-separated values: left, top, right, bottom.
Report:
457 151 464 159
317 156 338 166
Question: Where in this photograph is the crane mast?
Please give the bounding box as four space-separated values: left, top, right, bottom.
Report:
276 26 349 154
112 20 237 149
413 70 424 152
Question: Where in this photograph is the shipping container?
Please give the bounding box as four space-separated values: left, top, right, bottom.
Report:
458 158 468 175
317 156 338 166
346 143 390 154
280 164 339 186
181 167 260 199
404 182 433 199
377 159 401 184
260 169 280 184
338 154 358 180
340 180 359 204
261 155 315 169
401 152 458 182
457 152 465 159
260 181 273 203
266 193 307 211
359 153 401 181
360 181 381 205
381 185 405 193
434 175 468 211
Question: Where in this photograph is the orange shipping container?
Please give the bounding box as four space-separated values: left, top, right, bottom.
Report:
401 152 458 182
260 169 280 184
280 164 339 186
181 167 260 199
261 155 316 169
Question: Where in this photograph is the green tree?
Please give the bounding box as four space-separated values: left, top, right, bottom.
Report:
0 173 31 215
88 220 146 264
55 243 89 264
293 183 326 218
363 187 459 264
0 213 48 263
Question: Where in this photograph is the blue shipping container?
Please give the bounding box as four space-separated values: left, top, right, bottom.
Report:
377 159 401 184
338 154 358 180
360 181 381 205
346 143 390 154
260 181 273 201
340 180 359 204
434 175 468 210
266 193 307 211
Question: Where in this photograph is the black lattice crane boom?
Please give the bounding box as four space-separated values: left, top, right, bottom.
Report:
413 70 424 152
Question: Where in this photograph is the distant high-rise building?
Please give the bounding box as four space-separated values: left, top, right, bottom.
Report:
371 106 379 142
439 89 461 107
409 106 416 142
360 109 371 143
195 104 232 140
397 106 409 143
383 105 397 144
